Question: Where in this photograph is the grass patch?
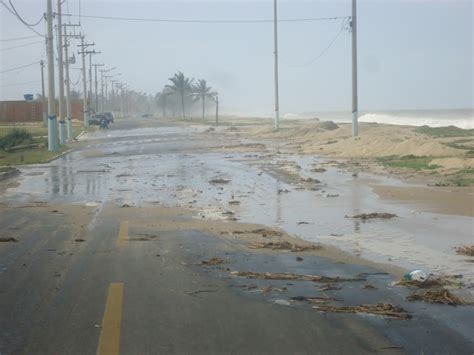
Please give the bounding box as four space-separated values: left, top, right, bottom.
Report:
0 128 33 150
414 125 474 138
377 155 441 170
0 126 47 138
0 145 69 166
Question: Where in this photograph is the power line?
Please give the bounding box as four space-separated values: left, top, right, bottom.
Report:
0 61 41 74
0 35 40 42
1 79 41 88
286 18 349 68
0 40 44 52
0 0 45 37
62 13 350 24
7 0 44 26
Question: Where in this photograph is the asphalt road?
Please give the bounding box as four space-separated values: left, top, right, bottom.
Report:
0 120 473 355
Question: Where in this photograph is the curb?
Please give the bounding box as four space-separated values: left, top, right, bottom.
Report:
75 130 87 140
43 149 73 163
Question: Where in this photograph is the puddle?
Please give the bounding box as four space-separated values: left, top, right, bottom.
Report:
3 125 473 292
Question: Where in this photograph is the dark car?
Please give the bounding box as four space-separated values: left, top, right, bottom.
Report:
103 112 114 123
141 113 152 118
88 114 103 126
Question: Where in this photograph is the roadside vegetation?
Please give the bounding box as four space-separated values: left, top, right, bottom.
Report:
0 124 81 166
376 155 441 170
0 128 34 150
414 125 474 138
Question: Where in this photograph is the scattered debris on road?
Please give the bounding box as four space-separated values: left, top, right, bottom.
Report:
291 295 341 303
185 289 217 296
312 303 411 320
209 178 231 185
348 213 397 220
230 271 365 283
406 289 465 305
248 241 322 252
319 284 341 291
200 257 225 266
230 228 283 238
0 237 18 242
455 245 474 256
260 286 287 295
395 274 463 288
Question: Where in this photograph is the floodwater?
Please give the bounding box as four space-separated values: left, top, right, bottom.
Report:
3 124 473 292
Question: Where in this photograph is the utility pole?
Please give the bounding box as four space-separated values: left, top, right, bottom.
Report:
352 0 358 137
63 23 80 140
56 0 66 145
215 95 219 127
273 0 280 130
40 60 47 127
93 64 104 112
78 36 94 126
46 0 58 151
87 51 100 112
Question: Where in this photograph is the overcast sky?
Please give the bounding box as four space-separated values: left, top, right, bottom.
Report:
1 0 473 115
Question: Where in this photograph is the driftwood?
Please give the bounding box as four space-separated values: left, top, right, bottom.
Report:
312 303 411 320
349 213 397 220
406 289 465 305
455 245 474 257
200 257 225 266
248 241 322 252
230 271 365 283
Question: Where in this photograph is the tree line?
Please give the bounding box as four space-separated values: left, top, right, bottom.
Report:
155 72 218 120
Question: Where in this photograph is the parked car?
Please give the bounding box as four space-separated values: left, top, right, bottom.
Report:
88 114 103 126
102 112 114 123
141 113 152 118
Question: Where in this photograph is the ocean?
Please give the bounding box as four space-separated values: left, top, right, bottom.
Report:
282 109 474 129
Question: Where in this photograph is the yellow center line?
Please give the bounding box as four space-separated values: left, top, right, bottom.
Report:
117 220 129 247
97 283 124 355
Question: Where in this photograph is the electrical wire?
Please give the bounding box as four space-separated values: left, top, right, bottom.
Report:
0 61 41 74
1 79 41 88
62 13 350 24
286 18 349 68
0 40 44 52
0 35 40 42
70 68 82 86
7 0 44 26
0 0 45 36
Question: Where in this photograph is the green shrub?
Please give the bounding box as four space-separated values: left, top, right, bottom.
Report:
376 155 441 170
0 128 33 150
414 125 474 138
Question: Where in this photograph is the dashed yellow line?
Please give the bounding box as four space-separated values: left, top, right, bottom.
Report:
97 283 124 355
117 221 129 247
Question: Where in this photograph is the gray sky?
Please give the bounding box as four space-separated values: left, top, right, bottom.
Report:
1 0 473 115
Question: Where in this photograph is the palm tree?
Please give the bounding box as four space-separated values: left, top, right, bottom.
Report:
156 88 174 118
165 72 193 119
192 79 217 120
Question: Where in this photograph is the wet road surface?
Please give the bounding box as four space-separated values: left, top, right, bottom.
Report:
0 119 473 354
